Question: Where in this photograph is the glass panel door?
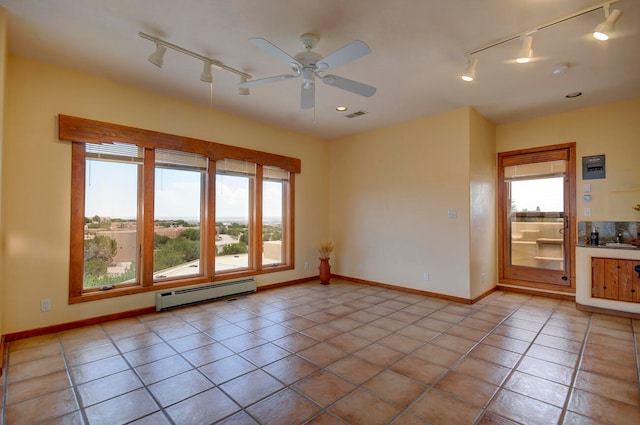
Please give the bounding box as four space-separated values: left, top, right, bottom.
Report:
499 145 575 288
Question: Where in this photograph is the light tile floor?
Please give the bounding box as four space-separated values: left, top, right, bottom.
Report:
2 280 639 425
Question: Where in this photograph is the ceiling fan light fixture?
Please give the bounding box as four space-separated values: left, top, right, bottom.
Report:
516 36 533 63
461 57 477 82
301 68 314 89
593 5 623 41
148 42 167 68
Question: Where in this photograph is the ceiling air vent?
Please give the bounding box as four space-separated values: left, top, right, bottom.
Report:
345 110 368 118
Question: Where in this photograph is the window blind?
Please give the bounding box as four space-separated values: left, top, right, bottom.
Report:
263 166 290 182
504 160 566 182
216 159 256 177
86 142 143 163
156 149 208 172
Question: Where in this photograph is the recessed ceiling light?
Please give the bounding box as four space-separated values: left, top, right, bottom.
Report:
566 92 582 98
336 106 348 112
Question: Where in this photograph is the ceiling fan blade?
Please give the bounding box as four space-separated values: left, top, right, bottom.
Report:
300 82 315 109
316 40 371 72
322 74 376 97
239 74 297 88
249 38 301 67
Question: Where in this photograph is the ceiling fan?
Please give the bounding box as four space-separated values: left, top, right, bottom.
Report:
239 33 376 109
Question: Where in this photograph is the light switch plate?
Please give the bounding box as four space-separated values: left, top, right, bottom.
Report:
583 183 591 193
584 207 592 217
447 209 457 219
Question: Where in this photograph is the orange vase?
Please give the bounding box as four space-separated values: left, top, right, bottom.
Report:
319 258 331 285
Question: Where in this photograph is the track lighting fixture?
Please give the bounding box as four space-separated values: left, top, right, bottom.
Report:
140 32 251 92
239 76 250 95
200 60 213 83
461 57 478 82
461 0 622 83
593 4 623 41
148 42 166 68
516 36 533 64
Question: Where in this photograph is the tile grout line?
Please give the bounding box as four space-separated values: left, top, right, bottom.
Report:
135 310 278 424
557 314 593 425
384 295 535 424
96 320 179 425
144 304 302 424
236 286 457 424
632 319 640 402
106 313 264 424
5 284 636 425
291 288 545 424
56 333 92 425
470 297 565 425
1 344 8 425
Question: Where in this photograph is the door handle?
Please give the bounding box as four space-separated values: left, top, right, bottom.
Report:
559 216 568 235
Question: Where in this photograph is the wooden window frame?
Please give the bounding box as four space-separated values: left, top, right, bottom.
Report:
61 115 300 303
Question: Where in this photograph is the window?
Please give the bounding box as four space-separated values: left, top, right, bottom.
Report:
84 143 142 289
263 166 289 267
215 159 254 272
62 115 300 302
154 149 207 280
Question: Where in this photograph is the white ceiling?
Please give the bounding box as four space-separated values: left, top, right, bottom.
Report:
1 0 639 139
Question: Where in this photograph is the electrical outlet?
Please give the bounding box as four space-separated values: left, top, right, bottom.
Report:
584 207 591 217
482 273 486 283
447 209 457 219
358 263 363 271
41 299 51 312
423 272 429 281
304 262 308 270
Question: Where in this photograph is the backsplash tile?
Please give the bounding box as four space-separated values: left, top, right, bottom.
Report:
577 221 639 246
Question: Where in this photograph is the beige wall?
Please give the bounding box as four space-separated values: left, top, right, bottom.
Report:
0 8 6 339
329 107 478 299
469 108 497 299
497 99 640 223
1 55 329 334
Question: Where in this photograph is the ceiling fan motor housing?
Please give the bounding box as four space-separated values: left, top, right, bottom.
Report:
243 32 375 109
299 33 319 50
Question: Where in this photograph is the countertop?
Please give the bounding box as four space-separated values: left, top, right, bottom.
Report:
576 243 638 250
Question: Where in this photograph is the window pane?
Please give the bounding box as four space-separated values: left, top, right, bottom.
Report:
263 180 284 266
509 175 565 271
84 160 139 289
153 168 203 280
216 174 250 271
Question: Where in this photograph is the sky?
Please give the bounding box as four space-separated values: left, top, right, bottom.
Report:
85 160 283 220
511 177 564 212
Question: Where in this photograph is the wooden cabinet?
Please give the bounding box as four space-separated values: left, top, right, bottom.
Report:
592 257 640 302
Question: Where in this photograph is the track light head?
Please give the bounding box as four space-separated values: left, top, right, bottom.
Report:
516 36 533 63
461 57 478 82
593 6 623 41
200 60 213 83
239 76 250 95
148 42 166 68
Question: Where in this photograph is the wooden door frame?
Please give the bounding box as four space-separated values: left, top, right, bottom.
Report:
498 143 577 293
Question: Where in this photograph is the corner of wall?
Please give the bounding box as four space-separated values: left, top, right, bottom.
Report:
468 109 497 299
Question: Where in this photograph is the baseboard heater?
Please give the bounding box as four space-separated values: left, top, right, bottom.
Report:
155 278 256 311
